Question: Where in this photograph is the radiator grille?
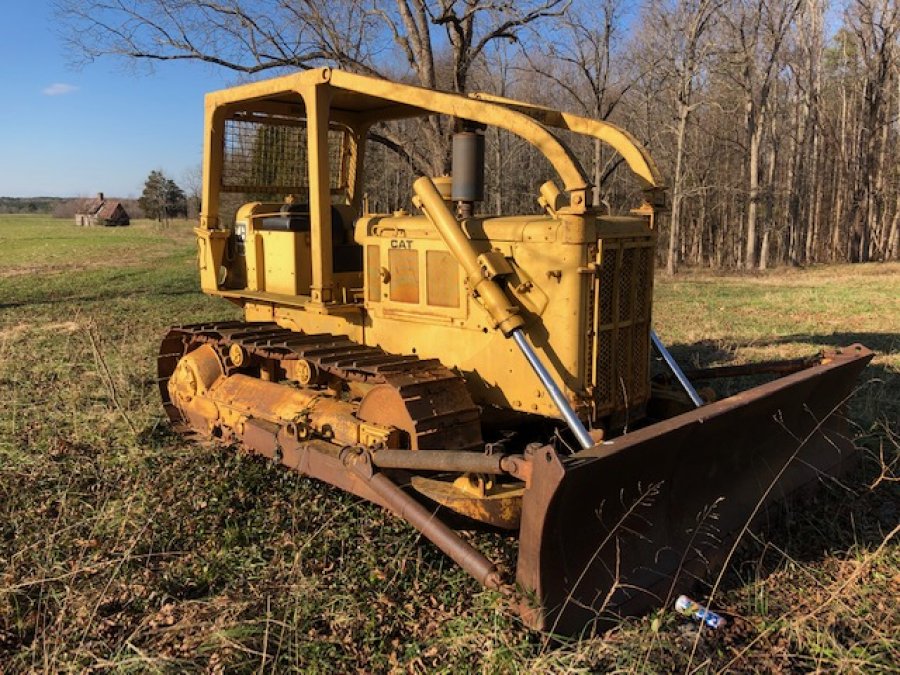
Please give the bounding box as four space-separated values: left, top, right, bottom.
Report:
592 238 655 420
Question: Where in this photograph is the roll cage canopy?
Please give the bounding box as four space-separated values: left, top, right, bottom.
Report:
199 67 665 304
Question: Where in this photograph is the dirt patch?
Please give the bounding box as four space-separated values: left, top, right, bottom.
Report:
0 323 28 340
1 259 141 279
0 321 80 339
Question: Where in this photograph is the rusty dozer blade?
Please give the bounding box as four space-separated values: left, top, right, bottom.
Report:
515 344 873 636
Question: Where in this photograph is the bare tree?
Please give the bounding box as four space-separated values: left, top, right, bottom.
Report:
843 0 899 262
522 0 666 214
57 0 566 175
54 0 899 268
374 1 568 173
720 0 802 269
644 0 722 275
782 0 826 266
181 164 203 219
57 1 375 74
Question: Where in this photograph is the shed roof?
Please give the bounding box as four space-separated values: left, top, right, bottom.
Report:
77 197 104 215
96 201 127 220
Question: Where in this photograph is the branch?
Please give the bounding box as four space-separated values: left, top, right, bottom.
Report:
368 128 433 177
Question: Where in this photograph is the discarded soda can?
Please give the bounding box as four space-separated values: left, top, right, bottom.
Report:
675 595 726 629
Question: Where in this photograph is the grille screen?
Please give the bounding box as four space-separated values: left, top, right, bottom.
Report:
222 116 345 194
592 238 654 419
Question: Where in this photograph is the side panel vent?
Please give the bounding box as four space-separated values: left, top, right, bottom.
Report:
592 237 655 420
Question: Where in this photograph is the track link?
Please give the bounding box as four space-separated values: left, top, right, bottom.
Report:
158 321 483 451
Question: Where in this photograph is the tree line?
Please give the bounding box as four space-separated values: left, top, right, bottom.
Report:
0 197 68 215
58 0 899 269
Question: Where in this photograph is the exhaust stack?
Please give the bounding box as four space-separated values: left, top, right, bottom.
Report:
451 124 485 218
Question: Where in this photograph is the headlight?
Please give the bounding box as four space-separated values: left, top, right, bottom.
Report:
233 221 247 255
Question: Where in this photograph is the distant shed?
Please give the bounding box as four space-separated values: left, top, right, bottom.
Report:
75 193 130 227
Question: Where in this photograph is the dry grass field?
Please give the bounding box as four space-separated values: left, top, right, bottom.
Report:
1 214 897 672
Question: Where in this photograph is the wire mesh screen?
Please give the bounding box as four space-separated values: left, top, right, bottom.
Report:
222 117 346 194
593 238 655 419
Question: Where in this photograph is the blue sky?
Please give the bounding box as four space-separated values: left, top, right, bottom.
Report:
0 1 232 198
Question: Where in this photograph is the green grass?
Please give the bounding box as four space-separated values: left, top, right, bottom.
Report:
655 265 899 356
1 215 897 672
0 214 195 280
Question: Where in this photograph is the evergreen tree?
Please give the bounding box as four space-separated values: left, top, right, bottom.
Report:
139 170 187 223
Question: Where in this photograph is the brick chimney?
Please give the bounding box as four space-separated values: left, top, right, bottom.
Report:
97 192 104 201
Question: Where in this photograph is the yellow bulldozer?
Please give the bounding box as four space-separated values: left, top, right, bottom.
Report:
158 68 872 635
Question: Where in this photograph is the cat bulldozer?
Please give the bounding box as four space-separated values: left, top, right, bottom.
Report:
158 68 872 635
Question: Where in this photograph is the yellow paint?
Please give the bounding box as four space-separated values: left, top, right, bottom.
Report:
193 67 661 424
469 91 664 194
168 345 398 449
411 475 525 529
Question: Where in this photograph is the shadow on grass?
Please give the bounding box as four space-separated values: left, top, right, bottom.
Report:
667 330 898 361
136 420 189 449
665 330 898 426
765 331 899 355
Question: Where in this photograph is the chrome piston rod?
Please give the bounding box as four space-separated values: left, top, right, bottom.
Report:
512 329 595 450
651 330 704 408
